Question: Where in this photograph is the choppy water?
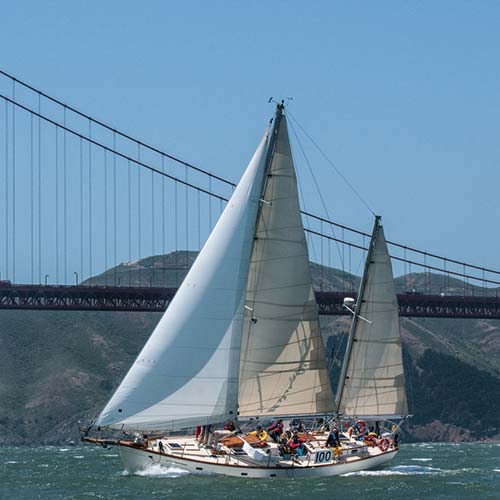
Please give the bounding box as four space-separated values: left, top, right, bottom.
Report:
1 443 499 499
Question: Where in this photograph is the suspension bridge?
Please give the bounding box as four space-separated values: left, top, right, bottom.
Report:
1 70 499 318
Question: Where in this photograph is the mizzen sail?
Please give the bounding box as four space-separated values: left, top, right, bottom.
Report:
238 107 335 417
95 130 270 432
336 217 408 419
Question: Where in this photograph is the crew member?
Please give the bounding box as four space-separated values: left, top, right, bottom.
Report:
250 425 268 447
267 420 284 442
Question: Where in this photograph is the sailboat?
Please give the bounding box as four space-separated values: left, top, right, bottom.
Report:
82 102 409 478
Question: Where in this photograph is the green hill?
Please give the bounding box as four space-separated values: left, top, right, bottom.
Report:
0 251 499 444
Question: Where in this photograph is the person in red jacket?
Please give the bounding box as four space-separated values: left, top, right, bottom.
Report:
289 433 307 457
267 419 283 442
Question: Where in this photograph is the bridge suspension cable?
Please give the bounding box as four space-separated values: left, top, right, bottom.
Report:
0 94 227 202
0 70 235 189
0 69 499 297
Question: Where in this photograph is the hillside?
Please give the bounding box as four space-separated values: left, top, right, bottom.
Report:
0 251 499 445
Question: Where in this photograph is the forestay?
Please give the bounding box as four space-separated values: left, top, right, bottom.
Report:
336 218 408 419
238 110 335 417
95 130 270 431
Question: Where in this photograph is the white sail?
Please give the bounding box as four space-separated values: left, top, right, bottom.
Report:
336 218 408 419
96 130 270 431
237 110 335 418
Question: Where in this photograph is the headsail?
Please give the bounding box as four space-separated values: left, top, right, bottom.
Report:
336 216 408 419
238 106 335 417
95 130 271 432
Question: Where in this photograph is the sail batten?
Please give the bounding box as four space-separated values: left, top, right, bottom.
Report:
336 217 408 419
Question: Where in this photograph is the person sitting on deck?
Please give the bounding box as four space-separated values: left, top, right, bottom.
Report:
278 432 292 456
224 420 236 432
289 433 307 457
267 420 284 442
348 423 360 439
363 426 378 446
325 427 340 448
290 419 305 432
250 425 268 447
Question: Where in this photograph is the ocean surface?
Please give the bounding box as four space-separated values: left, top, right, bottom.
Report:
1 443 499 499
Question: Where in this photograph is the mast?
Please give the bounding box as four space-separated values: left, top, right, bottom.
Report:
259 101 285 193
335 215 381 410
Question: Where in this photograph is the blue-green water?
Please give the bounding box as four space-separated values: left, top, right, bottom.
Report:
1 443 499 499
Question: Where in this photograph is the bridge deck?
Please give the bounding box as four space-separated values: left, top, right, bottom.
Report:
0 285 499 319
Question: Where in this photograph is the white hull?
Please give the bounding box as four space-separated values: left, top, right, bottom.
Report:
118 442 398 479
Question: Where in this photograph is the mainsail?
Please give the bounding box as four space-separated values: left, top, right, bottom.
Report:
96 130 271 431
237 107 335 417
336 216 408 419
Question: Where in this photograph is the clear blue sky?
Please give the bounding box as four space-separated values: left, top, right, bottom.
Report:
1 1 500 273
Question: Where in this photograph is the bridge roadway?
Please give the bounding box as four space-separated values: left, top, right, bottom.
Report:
0 285 500 319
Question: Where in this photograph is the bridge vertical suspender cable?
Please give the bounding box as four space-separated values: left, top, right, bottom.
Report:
55 124 59 284
12 80 16 284
64 108 68 285
137 145 142 286
30 113 34 284
4 98 8 281
104 149 108 287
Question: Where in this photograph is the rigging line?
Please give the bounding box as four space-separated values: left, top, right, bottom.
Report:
288 116 344 268
290 127 317 262
0 94 229 202
294 142 318 263
286 109 376 217
0 69 235 188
